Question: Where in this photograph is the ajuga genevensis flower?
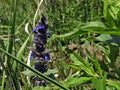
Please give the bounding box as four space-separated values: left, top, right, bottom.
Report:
29 14 50 86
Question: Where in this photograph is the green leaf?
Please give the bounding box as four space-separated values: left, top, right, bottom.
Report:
102 0 108 18
86 51 102 77
92 78 106 90
62 77 92 87
109 6 118 21
82 27 120 35
50 21 120 40
99 61 109 72
16 34 31 60
65 48 91 68
107 80 120 90
45 68 58 75
96 34 120 46
58 42 65 58
55 29 86 38
96 34 113 42
69 63 96 76
65 48 97 77
13 34 32 72
81 21 106 29
109 44 119 63
53 21 106 39
21 70 35 76
70 54 82 65
68 64 82 71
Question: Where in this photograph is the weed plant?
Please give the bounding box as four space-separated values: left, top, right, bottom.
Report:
0 0 120 90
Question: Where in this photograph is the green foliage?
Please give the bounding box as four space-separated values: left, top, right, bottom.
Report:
0 0 120 90
65 48 97 77
107 80 120 90
63 77 92 87
92 77 106 90
0 48 68 90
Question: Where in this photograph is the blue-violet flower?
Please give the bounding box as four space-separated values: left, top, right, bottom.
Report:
30 14 50 86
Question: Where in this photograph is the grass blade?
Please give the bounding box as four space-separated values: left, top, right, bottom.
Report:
13 34 32 72
5 0 20 89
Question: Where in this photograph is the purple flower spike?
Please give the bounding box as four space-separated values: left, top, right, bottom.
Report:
41 80 47 86
41 14 47 25
30 14 51 86
35 44 45 53
46 32 50 38
32 24 45 32
34 63 47 73
30 52 36 60
44 53 50 61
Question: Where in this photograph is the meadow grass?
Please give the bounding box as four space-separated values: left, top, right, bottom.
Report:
0 0 120 90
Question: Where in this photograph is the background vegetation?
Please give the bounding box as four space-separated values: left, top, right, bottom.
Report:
0 0 120 90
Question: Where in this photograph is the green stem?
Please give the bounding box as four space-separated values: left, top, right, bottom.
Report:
1 69 5 90
0 56 14 90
